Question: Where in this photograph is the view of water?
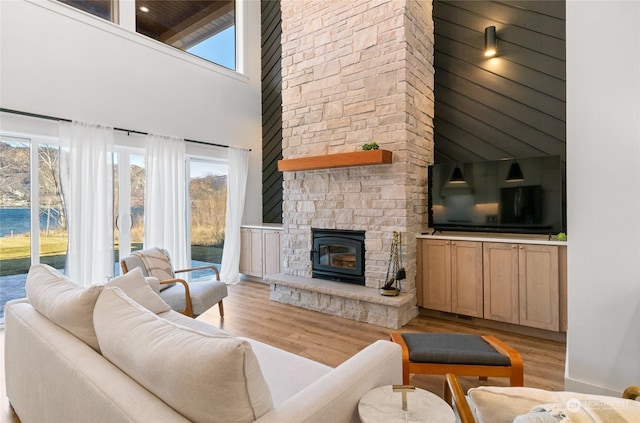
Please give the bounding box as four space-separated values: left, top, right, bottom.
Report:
0 208 63 237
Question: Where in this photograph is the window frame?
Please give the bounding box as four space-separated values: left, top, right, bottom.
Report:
30 0 248 79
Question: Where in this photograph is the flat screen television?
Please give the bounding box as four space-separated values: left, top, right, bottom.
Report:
428 156 565 234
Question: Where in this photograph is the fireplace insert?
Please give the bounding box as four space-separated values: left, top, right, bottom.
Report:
311 228 365 285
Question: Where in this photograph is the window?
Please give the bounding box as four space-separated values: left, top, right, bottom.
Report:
0 138 32 324
114 148 145 273
136 0 236 69
0 123 230 323
188 159 227 275
55 0 238 71
58 0 116 22
0 135 68 324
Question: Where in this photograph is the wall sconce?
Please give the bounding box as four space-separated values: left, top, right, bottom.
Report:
484 26 497 57
506 162 524 182
450 166 466 184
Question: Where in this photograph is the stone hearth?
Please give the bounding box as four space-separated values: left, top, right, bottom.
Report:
270 0 435 329
266 274 415 329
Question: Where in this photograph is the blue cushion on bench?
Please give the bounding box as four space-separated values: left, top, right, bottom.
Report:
401 333 511 366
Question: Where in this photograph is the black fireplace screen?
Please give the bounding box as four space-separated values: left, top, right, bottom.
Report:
311 228 365 285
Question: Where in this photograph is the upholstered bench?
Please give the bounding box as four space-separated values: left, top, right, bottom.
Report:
390 333 523 386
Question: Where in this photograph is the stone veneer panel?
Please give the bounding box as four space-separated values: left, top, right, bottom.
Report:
277 0 435 328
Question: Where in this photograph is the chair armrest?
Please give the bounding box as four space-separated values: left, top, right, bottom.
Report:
623 386 640 400
175 265 220 280
444 373 477 423
482 335 524 386
159 278 194 317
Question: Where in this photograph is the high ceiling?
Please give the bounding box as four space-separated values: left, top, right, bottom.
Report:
135 0 235 50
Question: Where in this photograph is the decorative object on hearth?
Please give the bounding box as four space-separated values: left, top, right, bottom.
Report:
380 231 405 296
395 232 406 281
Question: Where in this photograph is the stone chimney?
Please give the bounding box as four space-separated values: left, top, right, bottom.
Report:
275 0 435 327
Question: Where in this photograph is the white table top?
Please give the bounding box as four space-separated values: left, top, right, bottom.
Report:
358 385 455 423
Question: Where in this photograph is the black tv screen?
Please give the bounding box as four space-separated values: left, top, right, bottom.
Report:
428 156 565 234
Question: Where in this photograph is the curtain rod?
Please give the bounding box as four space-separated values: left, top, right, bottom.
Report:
0 108 251 151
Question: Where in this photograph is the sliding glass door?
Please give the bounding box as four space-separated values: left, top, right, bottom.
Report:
114 148 145 275
0 134 67 323
188 158 227 276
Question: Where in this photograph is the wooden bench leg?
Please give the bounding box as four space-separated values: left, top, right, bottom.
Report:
218 300 224 318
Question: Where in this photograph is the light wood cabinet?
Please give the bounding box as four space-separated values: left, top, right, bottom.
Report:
419 239 483 317
451 241 484 317
240 227 263 278
240 226 283 280
483 243 520 325
262 229 282 276
517 244 560 331
483 242 560 331
418 236 566 332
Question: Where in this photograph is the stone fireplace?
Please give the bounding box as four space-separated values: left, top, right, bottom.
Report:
266 0 435 329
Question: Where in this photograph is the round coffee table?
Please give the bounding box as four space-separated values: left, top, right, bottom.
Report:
358 385 455 423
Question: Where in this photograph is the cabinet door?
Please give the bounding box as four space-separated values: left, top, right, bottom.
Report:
519 245 559 331
422 240 452 312
451 241 483 317
239 228 252 275
263 230 282 276
240 228 263 277
483 242 519 324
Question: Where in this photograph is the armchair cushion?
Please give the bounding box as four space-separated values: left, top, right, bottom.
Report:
94 287 273 423
160 278 228 316
105 267 170 314
25 263 103 352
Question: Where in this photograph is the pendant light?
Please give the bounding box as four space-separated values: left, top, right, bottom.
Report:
506 162 524 182
450 166 466 184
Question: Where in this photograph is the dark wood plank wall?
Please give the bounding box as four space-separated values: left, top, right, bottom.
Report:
261 0 283 224
258 1 566 222
433 1 566 164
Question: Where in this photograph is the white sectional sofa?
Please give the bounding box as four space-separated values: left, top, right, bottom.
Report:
4 264 402 423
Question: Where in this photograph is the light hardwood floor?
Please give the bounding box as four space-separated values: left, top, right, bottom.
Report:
0 280 566 423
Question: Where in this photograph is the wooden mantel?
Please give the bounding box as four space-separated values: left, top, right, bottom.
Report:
277 150 392 172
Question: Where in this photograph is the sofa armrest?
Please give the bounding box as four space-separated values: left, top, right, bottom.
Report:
254 340 402 423
5 300 189 423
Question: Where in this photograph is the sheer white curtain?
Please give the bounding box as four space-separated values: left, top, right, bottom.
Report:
220 147 249 284
59 121 114 286
144 134 188 270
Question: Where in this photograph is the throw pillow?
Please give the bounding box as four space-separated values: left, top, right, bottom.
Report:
145 276 161 294
25 263 103 352
133 248 175 291
105 267 170 314
94 287 274 423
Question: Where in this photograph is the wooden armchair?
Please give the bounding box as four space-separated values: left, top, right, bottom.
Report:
120 247 227 318
444 373 640 423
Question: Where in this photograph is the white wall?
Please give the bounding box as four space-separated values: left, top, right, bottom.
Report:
0 0 263 224
566 1 640 395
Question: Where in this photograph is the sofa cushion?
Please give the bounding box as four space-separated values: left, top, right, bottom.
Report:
105 267 170 314
25 263 103 352
93 287 274 423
